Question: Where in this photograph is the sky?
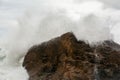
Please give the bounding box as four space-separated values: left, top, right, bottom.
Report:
0 0 120 80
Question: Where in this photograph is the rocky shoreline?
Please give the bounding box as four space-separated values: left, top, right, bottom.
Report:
23 32 120 80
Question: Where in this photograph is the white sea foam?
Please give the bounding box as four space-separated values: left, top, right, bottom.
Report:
0 0 120 80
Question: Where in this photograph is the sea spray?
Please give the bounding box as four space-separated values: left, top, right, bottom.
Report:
0 0 119 80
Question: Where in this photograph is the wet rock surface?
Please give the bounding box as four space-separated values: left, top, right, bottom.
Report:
23 32 120 80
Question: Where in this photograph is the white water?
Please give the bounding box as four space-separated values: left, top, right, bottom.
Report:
0 0 120 80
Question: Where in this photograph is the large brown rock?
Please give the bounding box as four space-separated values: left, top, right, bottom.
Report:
23 32 120 80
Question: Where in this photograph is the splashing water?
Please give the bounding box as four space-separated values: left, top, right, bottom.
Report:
0 0 120 80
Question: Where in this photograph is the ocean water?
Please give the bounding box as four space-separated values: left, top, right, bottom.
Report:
0 0 120 80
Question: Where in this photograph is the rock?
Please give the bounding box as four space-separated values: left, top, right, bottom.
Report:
23 32 120 80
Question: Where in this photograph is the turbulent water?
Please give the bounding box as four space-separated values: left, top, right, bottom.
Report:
0 0 120 80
